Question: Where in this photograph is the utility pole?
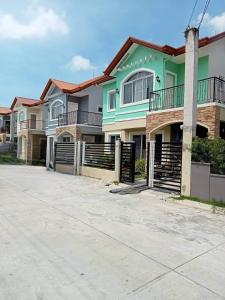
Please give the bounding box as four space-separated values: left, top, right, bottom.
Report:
181 27 199 196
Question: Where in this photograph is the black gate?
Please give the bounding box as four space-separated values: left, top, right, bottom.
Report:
153 142 182 192
120 142 136 183
54 142 74 167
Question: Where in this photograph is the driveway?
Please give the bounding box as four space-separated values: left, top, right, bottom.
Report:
0 165 225 300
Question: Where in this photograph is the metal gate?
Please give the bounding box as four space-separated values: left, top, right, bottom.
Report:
54 142 75 167
120 142 136 183
153 142 182 192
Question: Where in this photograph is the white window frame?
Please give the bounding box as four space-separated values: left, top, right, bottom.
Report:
62 135 71 143
18 110 25 122
107 89 116 112
120 68 155 107
50 99 64 121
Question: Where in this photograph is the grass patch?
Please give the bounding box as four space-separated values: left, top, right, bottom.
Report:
173 195 225 208
0 152 25 165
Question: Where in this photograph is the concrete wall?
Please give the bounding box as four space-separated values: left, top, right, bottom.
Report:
191 162 225 202
55 164 74 175
81 166 116 182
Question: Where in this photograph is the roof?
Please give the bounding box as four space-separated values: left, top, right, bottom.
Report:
0 107 11 115
104 31 225 76
40 75 113 100
10 97 40 110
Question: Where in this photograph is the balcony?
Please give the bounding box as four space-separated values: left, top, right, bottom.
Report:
20 119 45 130
149 77 225 111
58 110 102 127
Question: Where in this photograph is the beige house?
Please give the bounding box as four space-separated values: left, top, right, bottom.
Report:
10 97 46 164
0 107 11 143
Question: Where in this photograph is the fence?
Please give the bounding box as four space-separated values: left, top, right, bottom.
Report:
83 143 115 170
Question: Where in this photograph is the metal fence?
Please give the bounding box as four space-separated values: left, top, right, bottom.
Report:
83 143 115 170
54 143 75 165
120 142 136 183
149 77 225 111
58 111 102 127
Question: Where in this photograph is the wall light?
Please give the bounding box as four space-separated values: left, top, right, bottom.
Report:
156 75 160 83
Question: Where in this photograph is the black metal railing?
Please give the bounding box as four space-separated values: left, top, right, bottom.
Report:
149 77 225 111
58 110 102 127
20 119 45 130
84 143 115 170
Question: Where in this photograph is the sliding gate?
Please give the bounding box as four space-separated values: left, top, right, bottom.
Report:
152 142 182 192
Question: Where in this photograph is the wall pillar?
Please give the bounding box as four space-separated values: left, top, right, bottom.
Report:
115 139 121 182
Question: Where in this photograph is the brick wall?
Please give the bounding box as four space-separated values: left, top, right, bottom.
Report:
146 105 221 140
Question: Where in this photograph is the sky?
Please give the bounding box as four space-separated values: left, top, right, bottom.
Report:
0 0 225 107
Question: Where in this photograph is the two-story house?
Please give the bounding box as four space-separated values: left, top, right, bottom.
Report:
10 97 46 163
41 76 110 169
0 107 11 143
101 31 225 159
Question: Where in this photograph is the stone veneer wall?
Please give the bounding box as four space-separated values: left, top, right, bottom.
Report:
55 125 81 141
146 105 221 140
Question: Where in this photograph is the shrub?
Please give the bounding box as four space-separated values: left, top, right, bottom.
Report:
192 137 225 174
135 159 145 176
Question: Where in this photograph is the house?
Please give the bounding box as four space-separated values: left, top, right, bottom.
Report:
0 107 11 143
10 97 46 163
101 31 225 159
41 76 110 169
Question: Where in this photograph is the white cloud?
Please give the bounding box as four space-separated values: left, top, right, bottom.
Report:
0 6 69 40
67 55 96 71
198 12 225 34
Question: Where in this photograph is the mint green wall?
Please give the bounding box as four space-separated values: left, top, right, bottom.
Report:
177 56 208 85
103 45 209 125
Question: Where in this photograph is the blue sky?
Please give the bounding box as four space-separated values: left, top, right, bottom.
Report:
0 0 224 107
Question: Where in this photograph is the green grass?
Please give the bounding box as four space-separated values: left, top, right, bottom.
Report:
0 153 25 165
173 195 225 208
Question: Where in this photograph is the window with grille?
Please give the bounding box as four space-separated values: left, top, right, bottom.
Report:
123 71 153 104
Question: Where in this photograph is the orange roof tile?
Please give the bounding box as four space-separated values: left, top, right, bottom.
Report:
0 107 11 115
10 97 40 110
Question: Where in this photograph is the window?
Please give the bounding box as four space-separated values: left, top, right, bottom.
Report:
51 100 63 120
122 71 153 105
110 135 120 143
108 90 116 111
62 135 71 143
19 111 25 122
97 106 103 113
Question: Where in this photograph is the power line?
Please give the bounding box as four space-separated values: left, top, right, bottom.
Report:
198 0 211 29
187 0 199 29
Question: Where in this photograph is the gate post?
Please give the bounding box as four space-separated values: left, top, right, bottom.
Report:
148 141 155 188
73 142 77 175
81 141 86 166
76 140 81 175
115 139 121 182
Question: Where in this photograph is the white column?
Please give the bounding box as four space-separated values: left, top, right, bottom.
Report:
76 141 81 175
74 141 77 175
181 27 199 196
148 141 155 188
115 139 121 182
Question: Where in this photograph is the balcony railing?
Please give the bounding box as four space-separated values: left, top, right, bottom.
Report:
149 77 225 111
20 119 45 130
58 110 102 127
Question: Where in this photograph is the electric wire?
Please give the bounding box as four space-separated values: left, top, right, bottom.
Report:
187 0 199 28
198 0 211 29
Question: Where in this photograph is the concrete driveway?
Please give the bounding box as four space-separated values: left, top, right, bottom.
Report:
0 165 225 300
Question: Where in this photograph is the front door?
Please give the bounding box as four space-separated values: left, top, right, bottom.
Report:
30 114 36 129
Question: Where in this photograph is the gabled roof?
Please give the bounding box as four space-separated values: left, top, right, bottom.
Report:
10 97 40 110
40 78 78 100
104 31 225 76
40 75 113 100
0 107 11 115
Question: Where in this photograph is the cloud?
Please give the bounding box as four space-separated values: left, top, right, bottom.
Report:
197 12 225 34
0 6 69 40
67 55 96 71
